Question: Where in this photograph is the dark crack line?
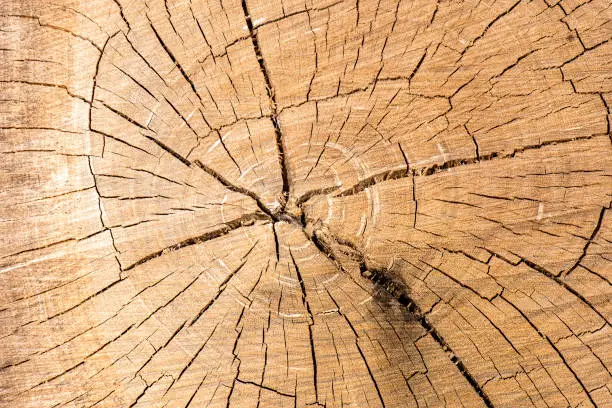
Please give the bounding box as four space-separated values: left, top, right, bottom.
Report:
522 257 610 325
302 224 495 408
188 257 249 327
111 0 131 32
563 207 606 276
235 379 295 398
148 16 206 110
288 249 319 402
122 213 270 271
501 293 597 407
296 133 603 205
241 0 290 208
193 160 276 220
355 341 386 407
84 33 124 272
363 267 494 408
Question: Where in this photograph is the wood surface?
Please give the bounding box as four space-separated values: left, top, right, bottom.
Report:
0 0 610 406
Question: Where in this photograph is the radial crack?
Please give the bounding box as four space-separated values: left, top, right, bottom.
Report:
303 223 495 408
241 0 290 209
122 213 270 271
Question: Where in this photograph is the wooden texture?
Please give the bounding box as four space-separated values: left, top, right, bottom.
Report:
0 0 610 406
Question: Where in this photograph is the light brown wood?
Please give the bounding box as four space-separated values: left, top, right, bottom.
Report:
0 0 610 406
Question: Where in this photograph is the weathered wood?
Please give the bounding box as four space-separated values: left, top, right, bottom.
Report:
0 0 610 406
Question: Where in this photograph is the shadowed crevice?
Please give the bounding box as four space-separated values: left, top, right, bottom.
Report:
241 0 291 209
122 213 270 271
298 222 495 408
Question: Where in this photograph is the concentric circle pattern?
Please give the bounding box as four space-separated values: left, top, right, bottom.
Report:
0 0 610 407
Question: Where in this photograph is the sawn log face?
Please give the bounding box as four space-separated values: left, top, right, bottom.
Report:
0 0 610 406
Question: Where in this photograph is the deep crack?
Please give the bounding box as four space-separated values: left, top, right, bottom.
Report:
299 221 495 408
241 0 291 210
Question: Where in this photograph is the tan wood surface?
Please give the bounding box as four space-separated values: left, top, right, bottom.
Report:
0 0 610 406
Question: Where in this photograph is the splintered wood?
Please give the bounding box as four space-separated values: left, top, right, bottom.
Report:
0 0 610 406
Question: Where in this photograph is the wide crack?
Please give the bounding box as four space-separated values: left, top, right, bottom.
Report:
241 0 290 211
299 221 496 408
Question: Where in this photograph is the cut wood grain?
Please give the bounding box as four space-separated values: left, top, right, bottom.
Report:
0 0 610 406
